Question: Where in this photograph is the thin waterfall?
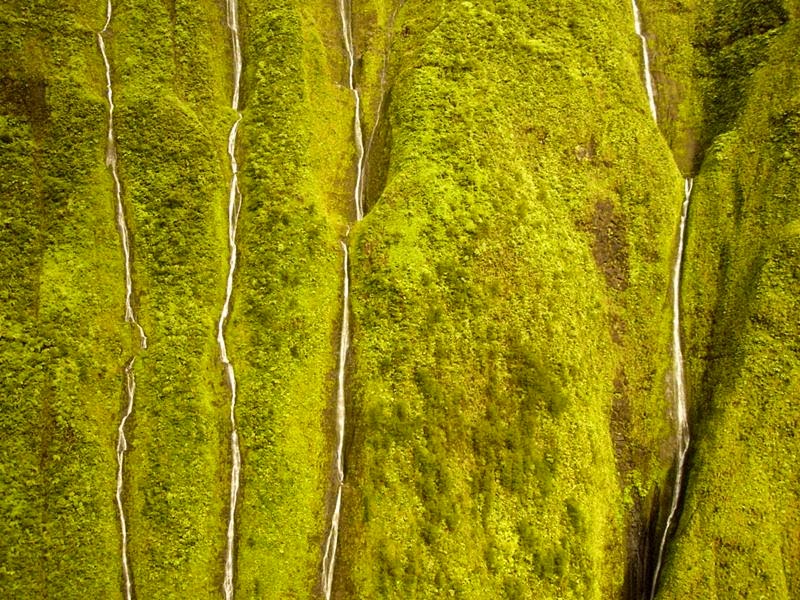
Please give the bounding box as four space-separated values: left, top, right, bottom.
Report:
632 0 658 121
339 0 366 220
631 3 693 595
98 3 148 599
321 242 351 600
650 178 693 599
320 1 365 596
220 0 244 597
115 360 138 600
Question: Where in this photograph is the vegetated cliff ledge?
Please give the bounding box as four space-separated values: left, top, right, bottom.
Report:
643 0 800 597
1 1 796 599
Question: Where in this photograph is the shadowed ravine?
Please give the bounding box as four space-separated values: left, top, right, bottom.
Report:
631 2 693 597
97 2 148 598
361 3 403 205
220 0 244 597
650 178 693 599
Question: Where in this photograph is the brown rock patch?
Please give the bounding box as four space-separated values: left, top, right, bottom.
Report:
586 198 630 291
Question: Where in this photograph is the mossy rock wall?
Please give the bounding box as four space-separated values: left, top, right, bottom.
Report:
645 2 800 596
3 0 797 598
336 1 682 597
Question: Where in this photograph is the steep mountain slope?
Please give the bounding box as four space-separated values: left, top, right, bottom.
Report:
228 1 350 597
643 1 800 597
109 1 231 595
1 1 349 597
0 2 129 596
337 1 684 597
2 1 797 599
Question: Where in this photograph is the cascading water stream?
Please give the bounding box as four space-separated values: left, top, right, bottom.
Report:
632 0 658 122
339 0 366 221
631 3 693 596
321 241 350 600
115 360 138 600
650 178 693 599
220 0 244 598
98 4 148 599
320 2 366 597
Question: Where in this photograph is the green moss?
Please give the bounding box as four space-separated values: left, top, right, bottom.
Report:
635 0 702 173
336 1 683 597
0 3 128 596
227 1 350 597
660 17 800 599
109 0 231 596
4 0 796 598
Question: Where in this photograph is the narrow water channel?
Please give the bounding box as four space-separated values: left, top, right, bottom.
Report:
219 0 244 597
631 3 693 597
97 3 148 597
650 179 693 599
320 1 367 596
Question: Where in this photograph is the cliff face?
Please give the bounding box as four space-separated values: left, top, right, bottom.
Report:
340 1 681 597
229 2 348 597
0 1 796 599
0 3 130 596
645 1 800 597
1 1 349 597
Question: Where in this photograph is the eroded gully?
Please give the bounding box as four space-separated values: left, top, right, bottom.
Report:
631 2 693 597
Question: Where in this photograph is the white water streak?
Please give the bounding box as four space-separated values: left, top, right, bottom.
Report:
221 0 244 597
98 2 147 597
115 360 137 600
320 2 364 595
632 2 693 593
99 3 148 350
632 0 658 122
339 0 366 221
321 243 350 600
650 178 693 599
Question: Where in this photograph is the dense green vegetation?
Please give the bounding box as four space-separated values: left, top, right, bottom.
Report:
2 1 348 597
2 0 797 598
337 1 683 597
0 2 128 596
635 0 702 173
110 0 231 595
229 1 349 597
644 1 800 597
